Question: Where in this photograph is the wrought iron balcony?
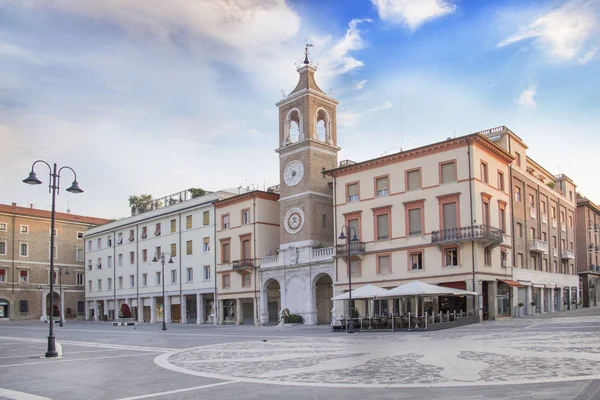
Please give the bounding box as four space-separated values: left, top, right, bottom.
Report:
529 239 548 253
231 258 255 270
431 224 504 245
589 243 595 252
336 241 366 256
561 249 575 260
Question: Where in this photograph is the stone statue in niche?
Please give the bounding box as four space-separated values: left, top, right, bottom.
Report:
289 246 298 264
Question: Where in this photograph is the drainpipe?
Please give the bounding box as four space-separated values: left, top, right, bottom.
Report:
467 141 476 296
11 214 15 295
135 225 139 320
253 195 258 324
213 205 218 324
178 214 182 324
508 136 516 279
333 175 338 283
113 231 116 320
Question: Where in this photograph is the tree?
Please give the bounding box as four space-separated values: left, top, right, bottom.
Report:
128 194 153 214
118 304 132 319
189 188 207 199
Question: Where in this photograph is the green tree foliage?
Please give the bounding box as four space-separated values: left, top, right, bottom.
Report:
189 188 207 199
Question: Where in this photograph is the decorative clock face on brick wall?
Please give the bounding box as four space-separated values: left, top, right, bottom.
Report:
284 208 305 234
284 160 304 187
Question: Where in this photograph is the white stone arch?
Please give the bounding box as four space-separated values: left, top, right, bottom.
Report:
284 108 303 144
312 272 333 324
314 107 332 144
261 277 282 324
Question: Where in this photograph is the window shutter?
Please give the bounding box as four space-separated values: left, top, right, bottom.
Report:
376 177 388 192
348 184 358 197
407 170 421 190
171 243 177 257
379 256 390 274
409 208 421 234
443 203 457 230
377 214 389 239
348 219 359 239
441 163 455 183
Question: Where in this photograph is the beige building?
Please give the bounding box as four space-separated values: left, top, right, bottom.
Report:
0 202 110 320
576 194 600 307
483 127 579 315
215 191 280 324
327 133 513 320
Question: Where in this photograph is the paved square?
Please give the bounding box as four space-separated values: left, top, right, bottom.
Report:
1 308 600 399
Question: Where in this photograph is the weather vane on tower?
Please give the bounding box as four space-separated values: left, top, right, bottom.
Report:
297 41 317 69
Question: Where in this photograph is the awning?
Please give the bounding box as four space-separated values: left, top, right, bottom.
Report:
545 284 556 288
498 279 525 288
533 284 544 288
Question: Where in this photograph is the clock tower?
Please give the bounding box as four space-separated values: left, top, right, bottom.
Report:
275 49 340 249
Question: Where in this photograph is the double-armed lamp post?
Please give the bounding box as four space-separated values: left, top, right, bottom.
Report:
152 252 174 331
338 225 359 333
23 160 83 358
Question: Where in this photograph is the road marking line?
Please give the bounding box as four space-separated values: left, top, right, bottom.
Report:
114 381 237 400
0 336 175 353
0 387 52 400
0 352 156 368
0 348 123 360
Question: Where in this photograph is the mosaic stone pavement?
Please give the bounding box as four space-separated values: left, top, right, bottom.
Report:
157 315 600 388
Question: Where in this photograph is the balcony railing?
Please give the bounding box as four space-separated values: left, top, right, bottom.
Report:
552 248 558 258
530 207 536 219
552 219 557 228
336 241 366 256
529 239 548 253
431 224 504 245
561 249 575 260
231 258 255 270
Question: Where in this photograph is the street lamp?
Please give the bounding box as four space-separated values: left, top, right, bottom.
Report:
152 252 174 331
23 160 83 358
338 225 359 333
58 267 69 327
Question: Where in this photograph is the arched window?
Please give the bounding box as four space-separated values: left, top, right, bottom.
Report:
285 109 302 144
315 108 330 143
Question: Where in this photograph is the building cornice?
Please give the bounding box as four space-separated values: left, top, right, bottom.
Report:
214 191 279 208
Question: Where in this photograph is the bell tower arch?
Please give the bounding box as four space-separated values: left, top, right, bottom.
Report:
275 47 340 249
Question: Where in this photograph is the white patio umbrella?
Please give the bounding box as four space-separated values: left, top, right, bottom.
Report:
384 281 477 297
331 284 391 301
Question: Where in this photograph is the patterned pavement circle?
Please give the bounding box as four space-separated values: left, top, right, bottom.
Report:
154 317 600 388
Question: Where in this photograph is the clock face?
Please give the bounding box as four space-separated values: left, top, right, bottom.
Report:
283 160 304 187
284 208 305 234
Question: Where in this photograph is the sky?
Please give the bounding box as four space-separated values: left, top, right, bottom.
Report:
1 0 599 220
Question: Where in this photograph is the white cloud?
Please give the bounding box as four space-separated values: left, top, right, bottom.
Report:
355 80 367 90
371 0 456 30
498 0 599 63
0 43 44 64
516 85 537 108
338 101 392 127
579 46 599 64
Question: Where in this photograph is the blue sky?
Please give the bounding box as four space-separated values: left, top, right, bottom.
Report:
1 0 599 219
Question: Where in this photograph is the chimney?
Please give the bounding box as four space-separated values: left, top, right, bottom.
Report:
11 202 16 207
30 204 34 209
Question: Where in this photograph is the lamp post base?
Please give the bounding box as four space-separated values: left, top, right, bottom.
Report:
45 336 58 358
162 322 167 331
59 320 63 327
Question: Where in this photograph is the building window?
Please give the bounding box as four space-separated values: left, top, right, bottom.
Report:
128 229 135 242
186 268 193 282
442 201 457 230
20 300 28 314
376 176 389 196
222 214 230 229
517 253 523 268
88 280 92 292
97 238 101 249
349 259 361 277
528 194 535 209
376 212 390 240
77 301 84 315
377 255 390 274
186 215 192 229
19 270 28 283
543 232 547 242
97 257 102 269
204 266 210 280
0 241 6 255
530 227 536 240
170 219 176 233
0 269 5 283
117 232 123 245
322 214 327 228
129 251 134 264
76 272 83 286
481 162 488 183
76 248 84 261
203 237 210 252
130 275 135 288
107 278 112 290
169 270 176 284
20 225 29 234
155 246 161 258
20 243 28 257
501 250 508 267
498 171 504 191
499 208 506 233
87 240 92 251
408 208 422 236
347 183 359 202
142 273 148 286
49 244 58 260
155 272 161 285
107 255 113 268
48 228 58 237
141 226 147 239
515 187 521 202
97 279 102 291
186 240 193 255
410 251 423 270
242 209 250 225
118 276 123 289
484 248 492 266
0 223 6 231
569 215 573 228
406 169 421 191
242 272 251 287
444 247 458 267
222 241 230 263
516 223 523 238
241 237 251 259
222 274 230 289
515 151 521 166
118 253 123 266
170 243 177 257
142 249 147 262
154 223 161 236
203 211 210 226
543 258 548 271
108 236 112 247
569 190 573 201
87 260 92 270
441 162 456 184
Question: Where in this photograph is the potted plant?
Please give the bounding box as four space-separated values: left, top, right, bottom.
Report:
530 301 537 313
518 302 524 317
118 304 133 319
